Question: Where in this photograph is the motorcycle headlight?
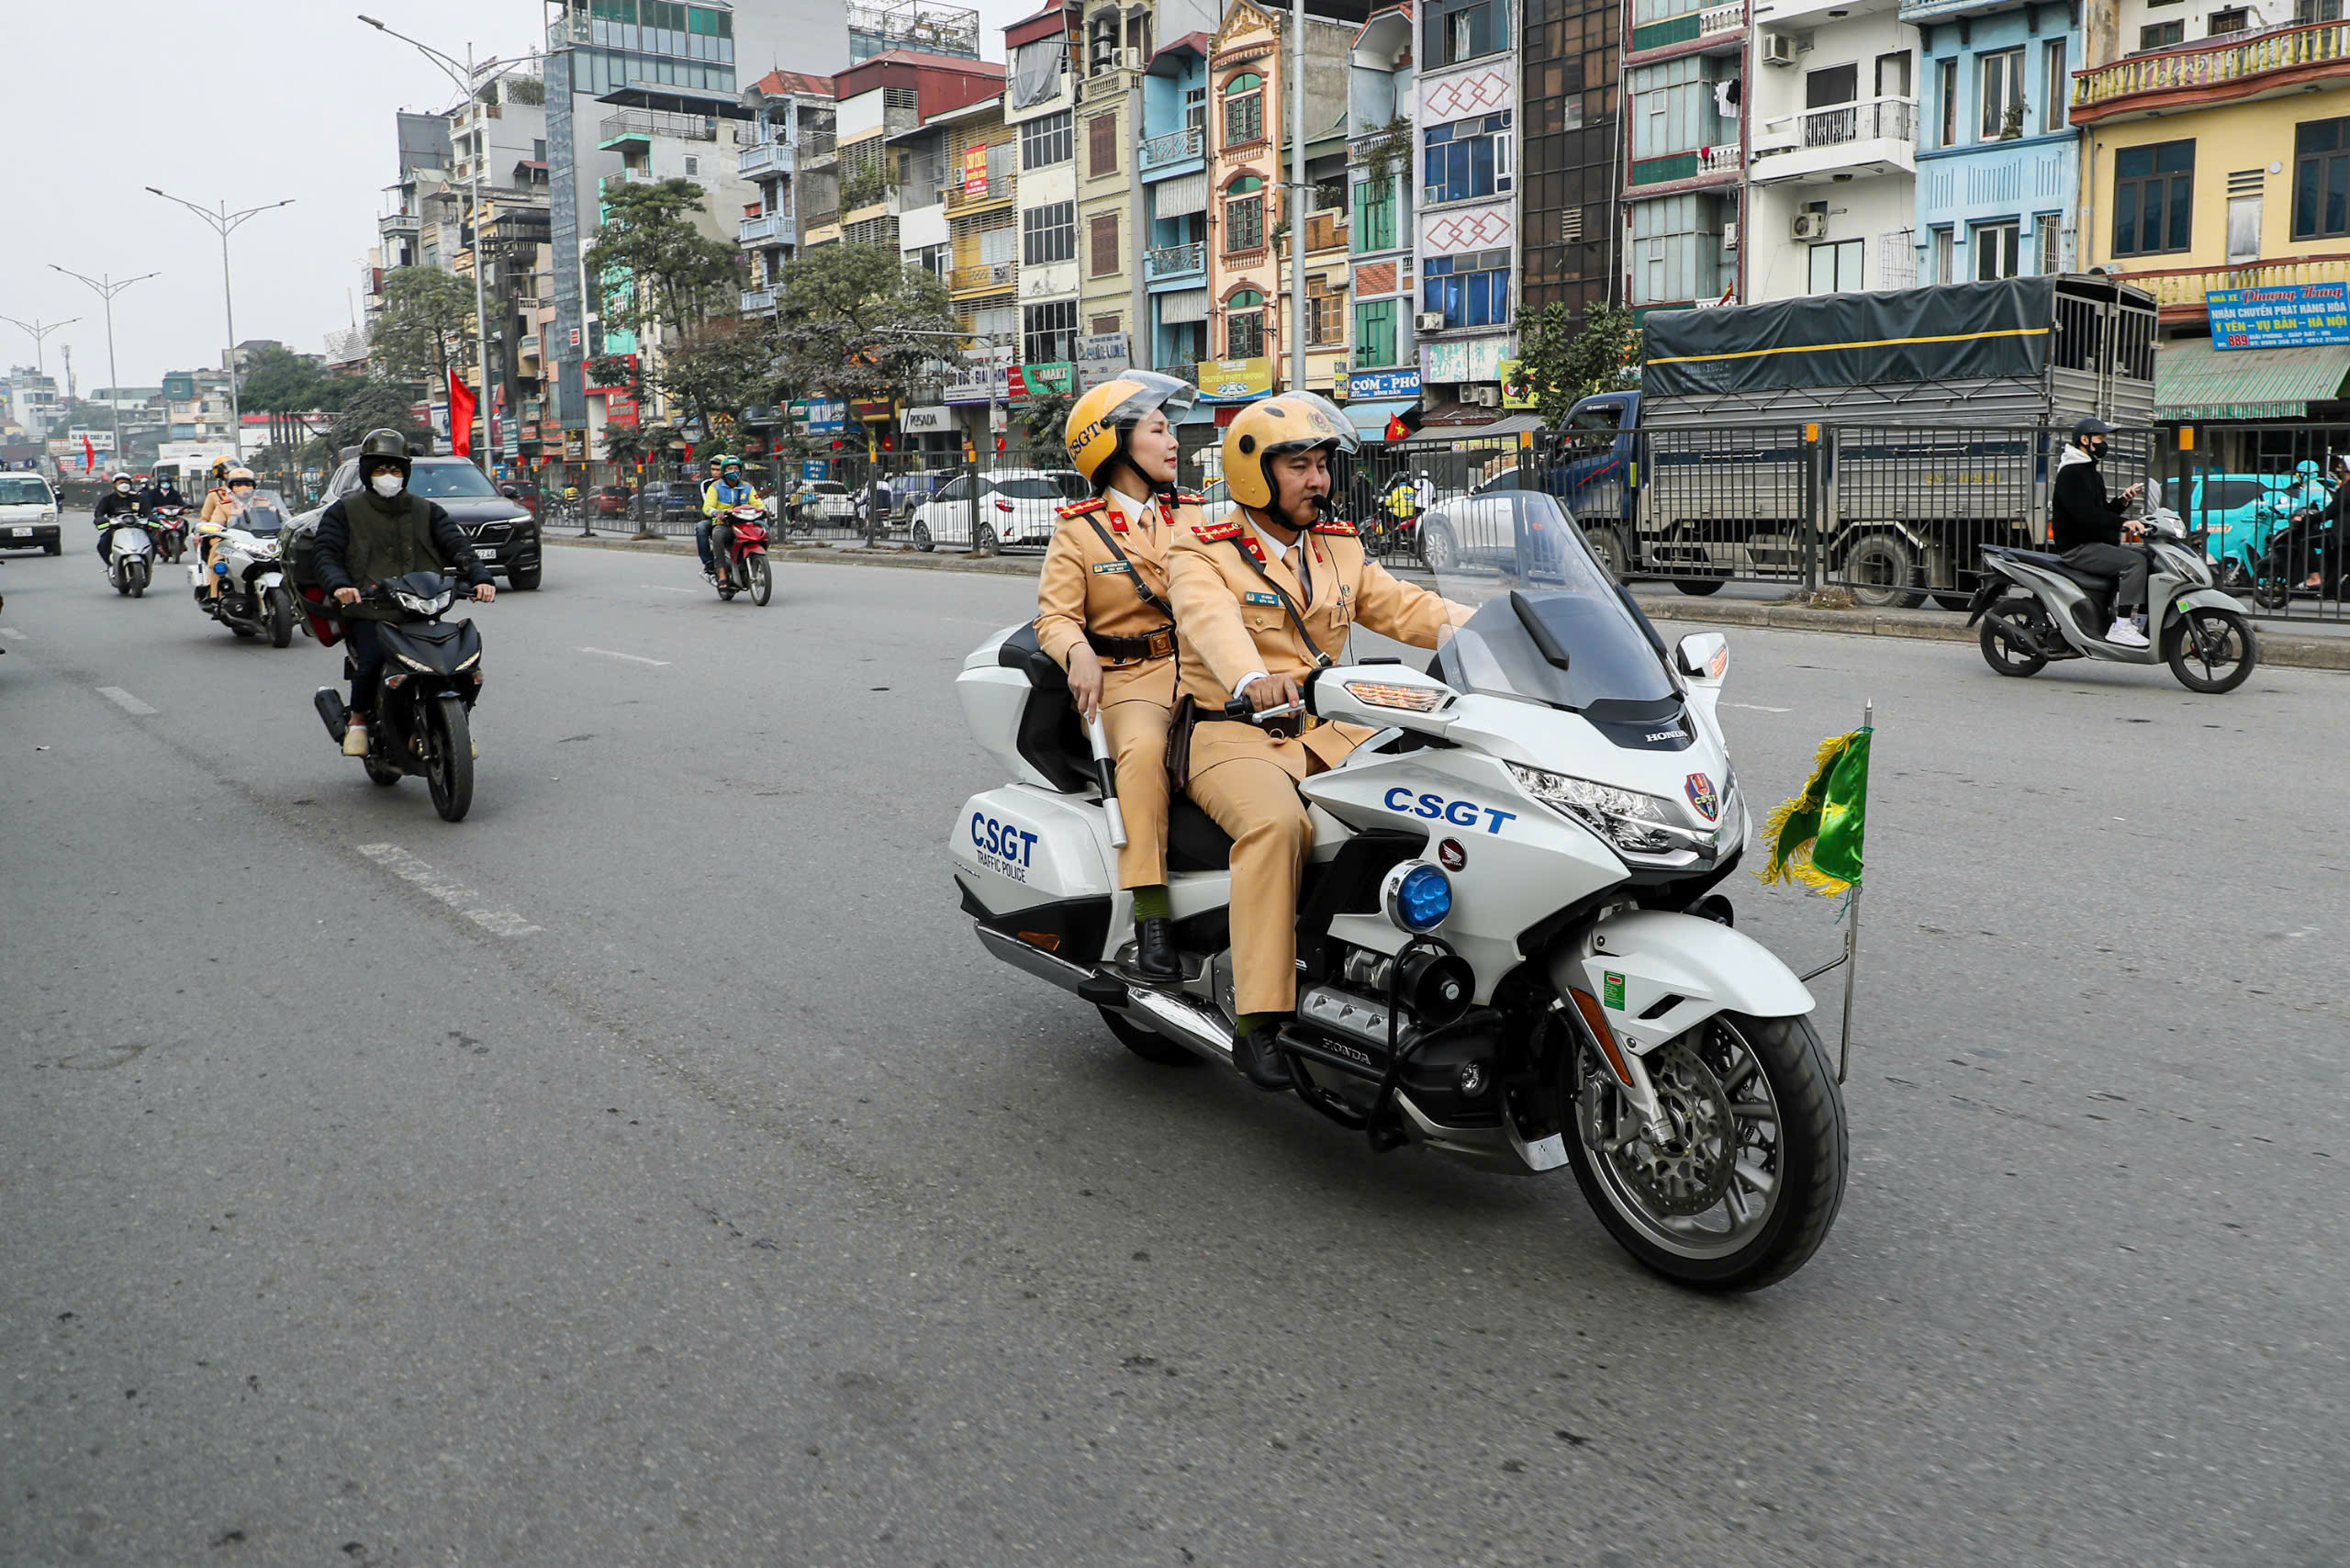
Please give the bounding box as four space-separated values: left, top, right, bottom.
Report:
1506 764 1684 856
395 589 453 615
394 650 435 673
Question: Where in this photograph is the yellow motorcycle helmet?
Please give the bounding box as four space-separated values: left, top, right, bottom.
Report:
1063 370 1197 488
1218 391 1359 511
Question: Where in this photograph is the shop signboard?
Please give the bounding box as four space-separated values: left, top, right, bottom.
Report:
944 348 1012 406
802 459 828 482
1344 367 1421 402
793 398 847 433
1020 362 1073 397
2209 283 2350 350
1074 332 1131 390
581 353 639 398
849 398 896 423
1199 356 1273 401
903 405 953 433
961 145 990 195
1496 357 1539 410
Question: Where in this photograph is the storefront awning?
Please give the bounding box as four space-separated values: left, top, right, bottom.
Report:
2156 338 2350 421
1343 399 1416 437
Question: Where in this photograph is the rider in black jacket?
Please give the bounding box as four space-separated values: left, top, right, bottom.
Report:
140 474 188 513
91 472 147 561
2051 417 2150 647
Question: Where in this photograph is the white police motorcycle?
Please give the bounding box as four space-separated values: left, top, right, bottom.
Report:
950 492 1847 1291
191 496 297 646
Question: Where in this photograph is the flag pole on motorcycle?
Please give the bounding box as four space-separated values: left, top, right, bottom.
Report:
1088 713 1128 849
1758 700 1873 1082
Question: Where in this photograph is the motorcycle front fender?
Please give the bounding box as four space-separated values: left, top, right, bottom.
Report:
1548 909 1815 1056
256 571 285 590
2165 586 2243 620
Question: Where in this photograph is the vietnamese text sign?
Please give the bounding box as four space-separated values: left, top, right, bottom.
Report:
961 145 990 196
1199 356 1273 400
2210 283 2350 350
903 405 953 434
1345 368 1422 401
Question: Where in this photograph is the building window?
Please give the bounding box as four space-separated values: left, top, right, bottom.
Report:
2294 117 2350 239
2137 20 2184 49
1979 49 2025 140
1023 299 1078 364
1305 283 1346 345
1021 110 1073 169
1423 111 1514 205
1224 174 1265 252
1629 193 1724 307
1225 288 1265 358
1629 57 1729 162
1423 247 1511 327
2040 39 2068 135
1184 87 1207 134
1972 220 2020 280
1424 0 1512 68
1222 73 1264 147
1353 178 1397 251
1089 211 1120 275
1023 199 1077 264
1936 57 1959 148
1087 112 1119 178
979 219 1017 265
1353 297 1398 367
2033 214 2063 273
2206 6 2249 32
1808 239 1864 293
1930 227 1954 285
2113 140 2195 255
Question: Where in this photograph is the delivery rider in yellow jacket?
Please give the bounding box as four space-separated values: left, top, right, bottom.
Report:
1166 392 1465 1089
1033 370 1204 980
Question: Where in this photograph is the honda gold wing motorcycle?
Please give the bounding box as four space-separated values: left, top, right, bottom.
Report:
1966 506 2258 693
950 492 1847 1291
311 572 488 823
709 500 774 604
105 518 155 597
191 498 297 646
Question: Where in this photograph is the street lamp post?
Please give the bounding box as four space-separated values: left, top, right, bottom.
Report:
48 266 160 465
144 189 295 465
0 314 81 381
359 15 525 471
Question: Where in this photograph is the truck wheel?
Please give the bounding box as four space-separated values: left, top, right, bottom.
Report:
1672 576 1727 597
1586 527 1632 582
1841 534 1926 609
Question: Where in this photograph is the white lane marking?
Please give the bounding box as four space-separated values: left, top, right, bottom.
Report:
357 844 543 935
639 584 698 594
0 626 25 639
1729 702 1792 713
97 686 157 716
578 645 670 666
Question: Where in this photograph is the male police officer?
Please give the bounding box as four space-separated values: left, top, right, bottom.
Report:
1166 392 1461 1089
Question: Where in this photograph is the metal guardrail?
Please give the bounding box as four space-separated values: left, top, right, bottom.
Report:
1145 242 1204 281
1139 127 1203 174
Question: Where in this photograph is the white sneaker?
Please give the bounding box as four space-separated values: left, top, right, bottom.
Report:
342 722 369 757
2106 618 2150 649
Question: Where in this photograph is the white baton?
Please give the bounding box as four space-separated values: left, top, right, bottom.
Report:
1087 712 1128 848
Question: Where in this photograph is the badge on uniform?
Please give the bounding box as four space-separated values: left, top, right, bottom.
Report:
1244 590 1281 606
1092 561 1132 574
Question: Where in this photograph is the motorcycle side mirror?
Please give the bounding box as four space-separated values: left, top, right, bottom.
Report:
1675 632 1729 682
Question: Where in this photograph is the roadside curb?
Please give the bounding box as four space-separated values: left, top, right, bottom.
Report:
543 535 2350 672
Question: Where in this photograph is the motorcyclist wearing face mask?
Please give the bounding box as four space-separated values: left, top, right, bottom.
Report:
2052 416 2151 647
312 431 495 759
195 466 264 599
93 472 147 561
140 472 188 514
198 457 239 526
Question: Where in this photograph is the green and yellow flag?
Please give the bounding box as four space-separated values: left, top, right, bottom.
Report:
1756 726 1872 896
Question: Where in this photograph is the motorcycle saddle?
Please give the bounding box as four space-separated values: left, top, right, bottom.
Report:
1998 548 2117 591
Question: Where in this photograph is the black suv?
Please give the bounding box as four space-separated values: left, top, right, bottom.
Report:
303 455 543 589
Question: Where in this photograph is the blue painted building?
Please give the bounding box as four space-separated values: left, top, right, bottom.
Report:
1906 0 2081 285
1139 34 1213 384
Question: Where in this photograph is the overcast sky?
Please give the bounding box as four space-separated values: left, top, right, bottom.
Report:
0 0 1038 398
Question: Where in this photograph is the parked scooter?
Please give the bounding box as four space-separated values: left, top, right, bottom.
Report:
951 491 1847 1292
191 498 297 646
1967 510 2258 692
104 519 155 598
708 501 774 604
311 572 488 823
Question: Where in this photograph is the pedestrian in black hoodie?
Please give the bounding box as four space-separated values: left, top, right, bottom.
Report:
2052 416 2150 646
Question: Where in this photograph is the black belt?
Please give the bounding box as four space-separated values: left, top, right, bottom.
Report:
1085 625 1177 662
1203 711 1320 742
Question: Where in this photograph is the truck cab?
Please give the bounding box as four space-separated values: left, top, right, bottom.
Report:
1543 392 1641 560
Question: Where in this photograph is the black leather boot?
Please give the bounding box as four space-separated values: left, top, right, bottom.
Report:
1231 1021 1292 1091
1132 917 1180 981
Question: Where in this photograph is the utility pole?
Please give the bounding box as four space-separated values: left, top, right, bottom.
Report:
49 266 160 464
1289 0 1307 397
360 15 525 470
144 188 296 464
1 314 81 380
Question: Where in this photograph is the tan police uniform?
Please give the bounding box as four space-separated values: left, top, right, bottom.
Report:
1033 485 1202 889
1166 510 1458 1014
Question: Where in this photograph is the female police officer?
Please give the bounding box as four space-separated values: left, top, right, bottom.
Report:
1032 371 1203 981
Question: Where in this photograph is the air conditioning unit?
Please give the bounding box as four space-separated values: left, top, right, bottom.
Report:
1792 211 1828 240
1466 385 1502 408
1762 32 1797 66
1722 219 1740 250
1415 311 1447 332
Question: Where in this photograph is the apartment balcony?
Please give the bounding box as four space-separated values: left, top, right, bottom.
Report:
1750 0 1897 35
546 11 591 50
950 260 1017 294
1751 98 1918 185
740 286 778 316
1152 362 1198 386
2105 253 2350 319
1627 140 1744 189
2072 19 2350 125
1629 0 1746 55
377 211 421 241
945 178 1012 215
1139 127 1205 178
739 209 796 246
738 138 796 178
600 170 657 194
599 108 717 152
1145 241 1205 284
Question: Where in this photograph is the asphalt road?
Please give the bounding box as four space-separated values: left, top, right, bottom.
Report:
3 537 2344 1568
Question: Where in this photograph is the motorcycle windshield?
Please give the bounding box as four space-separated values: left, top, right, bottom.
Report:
1421 491 1679 717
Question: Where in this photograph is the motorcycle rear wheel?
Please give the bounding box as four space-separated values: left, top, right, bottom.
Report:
1566 1012 1846 1292
1978 607 2046 678
364 753 403 787
425 696 475 823
746 553 773 606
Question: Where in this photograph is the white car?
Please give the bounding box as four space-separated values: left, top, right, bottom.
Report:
1412 465 1531 572
789 480 858 525
909 468 1088 553
0 472 62 554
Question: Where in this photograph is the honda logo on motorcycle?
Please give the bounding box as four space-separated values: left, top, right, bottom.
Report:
1438 837 1467 872
1684 773 1719 822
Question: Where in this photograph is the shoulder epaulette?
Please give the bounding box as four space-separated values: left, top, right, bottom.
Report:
1173 489 1206 506
1310 518 1360 536
1056 497 1108 521
1192 519 1242 542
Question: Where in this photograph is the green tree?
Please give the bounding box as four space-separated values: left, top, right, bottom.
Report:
582 179 743 432
369 266 476 392
771 242 957 406
322 377 431 457
1505 301 1641 423
240 344 338 462
1015 386 1075 463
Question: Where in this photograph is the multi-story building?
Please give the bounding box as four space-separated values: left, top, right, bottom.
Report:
1343 6 1418 426
847 0 985 63
1906 0 2081 286
1141 32 1214 391
1521 0 1624 319
1006 6 1084 407
1742 0 1920 300
736 72 838 315
1414 0 1523 406
6 367 63 442
936 95 1022 447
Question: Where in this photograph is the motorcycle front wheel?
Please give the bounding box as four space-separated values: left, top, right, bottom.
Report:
745 552 772 606
424 696 474 823
2165 607 2257 694
1566 1012 1846 1292
267 588 293 648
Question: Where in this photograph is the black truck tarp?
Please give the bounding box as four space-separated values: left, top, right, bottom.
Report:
1641 277 2056 399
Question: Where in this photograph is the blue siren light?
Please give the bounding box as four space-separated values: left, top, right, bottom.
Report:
1384 862 1454 933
